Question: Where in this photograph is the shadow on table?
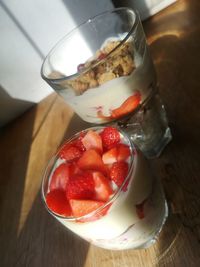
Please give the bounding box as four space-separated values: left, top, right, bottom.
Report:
143 0 200 265
0 96 90 267
0 100 38 266
13 191 89 267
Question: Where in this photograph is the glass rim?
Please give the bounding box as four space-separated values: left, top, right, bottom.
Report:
41 7 139 82
41 126 138 221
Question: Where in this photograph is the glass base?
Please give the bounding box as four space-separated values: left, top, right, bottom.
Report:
138 127 172 159
117 93 172 159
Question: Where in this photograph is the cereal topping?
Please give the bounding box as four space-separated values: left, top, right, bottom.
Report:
67 40 135 95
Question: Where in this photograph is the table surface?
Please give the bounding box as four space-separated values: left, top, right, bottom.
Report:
1 0 200 266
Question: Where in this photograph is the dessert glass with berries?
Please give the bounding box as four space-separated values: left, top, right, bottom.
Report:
41 126 168 250
41 8 172 158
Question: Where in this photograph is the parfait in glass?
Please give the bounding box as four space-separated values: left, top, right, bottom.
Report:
41 126 168 250
41 8 172 158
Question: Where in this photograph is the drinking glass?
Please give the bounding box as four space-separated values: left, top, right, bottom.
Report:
41 8 172 158
41 126 168 250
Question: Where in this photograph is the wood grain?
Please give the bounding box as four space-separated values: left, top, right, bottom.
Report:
1 0 200 266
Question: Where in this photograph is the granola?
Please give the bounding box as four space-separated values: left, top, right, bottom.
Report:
67 40 135 95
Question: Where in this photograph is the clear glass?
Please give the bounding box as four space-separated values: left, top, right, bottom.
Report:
119 93 172 158
41 8 172 158
41 126 168 250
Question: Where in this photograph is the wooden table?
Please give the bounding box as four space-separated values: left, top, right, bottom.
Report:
1 0 200 266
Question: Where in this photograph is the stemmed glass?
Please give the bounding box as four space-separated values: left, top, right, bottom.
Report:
41 7 172 158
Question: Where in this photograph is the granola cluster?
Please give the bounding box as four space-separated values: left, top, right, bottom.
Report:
67 40 135 95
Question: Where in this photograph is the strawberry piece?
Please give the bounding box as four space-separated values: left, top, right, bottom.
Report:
135 199 146 219
70 199 105 218
111 91 141 119
97 52 107 61
102 147 118 164
92 172 113 201
82 130 103 153
68 161 83 176
74 133 86 152
77 149 108 175
59 144 82 161
46 189 72 216
50 163 71 191
122 177 131 192
110 161 129 187
116 143 130 162
102 143 130 164
77 63 85 72
66 172 95 200
100 127 120 149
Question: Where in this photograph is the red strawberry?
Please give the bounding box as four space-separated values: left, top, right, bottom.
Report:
102 147 118 164
110 161 129 187
82 130 103 153
111 91 141 118
74 133 86 152
116 143 130 161
135 199 146 219
59 144 82 161
102 144 130 164
68 161 83 176
92 172 113 201
50 163 71 191
77 63 85 72
98 52 107 61
46 189 72 216
66 172 95 200
122 177 131 192
70 199 106 219
77 149 108 175
100 127 120 149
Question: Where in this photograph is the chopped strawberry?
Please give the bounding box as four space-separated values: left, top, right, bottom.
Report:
102 144 130 164
77 149 108 175
70 199 105 218
68 161 83 176
100 127 120 149
66 172 95 200
110 161 129 187
97 52 107 61
92 172 113 201
46 127 132 221
50 163 71 191
122 177 131 192
46 189 72 216
59 144 82 161
102 147 118 164
111 91 141 119
135 199 146 219
82 130 103 153
116 143 130 161
77 63 85 72
74 133 86 152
